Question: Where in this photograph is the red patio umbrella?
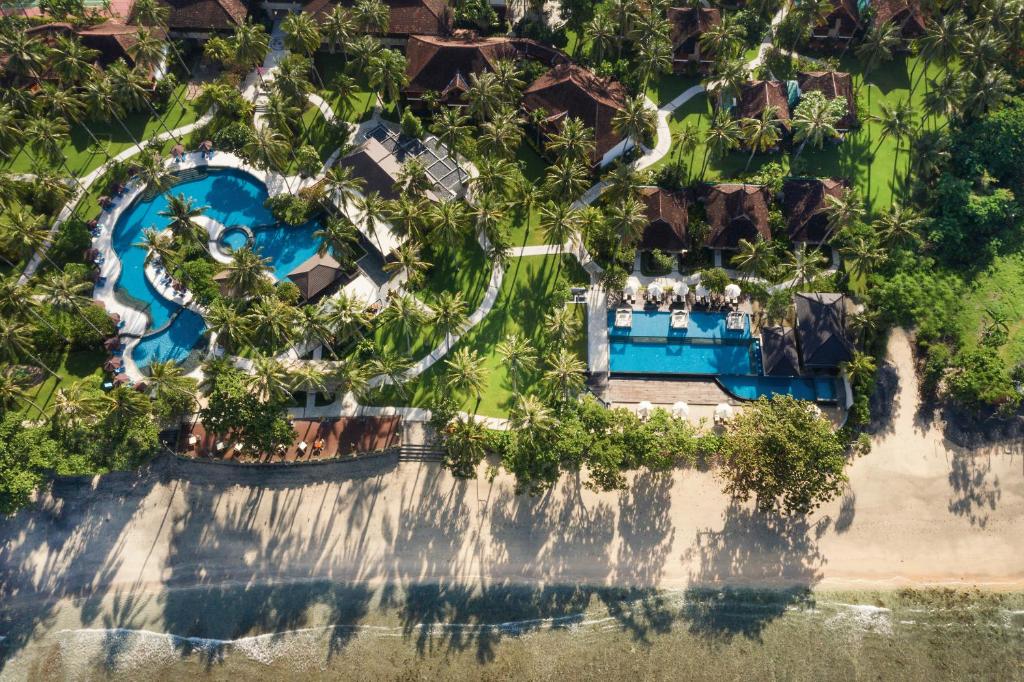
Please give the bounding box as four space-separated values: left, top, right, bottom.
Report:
172 143 185 156
103 357 123 371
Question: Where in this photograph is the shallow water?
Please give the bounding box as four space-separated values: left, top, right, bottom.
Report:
3 585 1021 680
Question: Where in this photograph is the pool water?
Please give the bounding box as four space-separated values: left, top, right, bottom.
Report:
110 168 324 368
220 227 251 251
608 310 834 402
132 309 207 367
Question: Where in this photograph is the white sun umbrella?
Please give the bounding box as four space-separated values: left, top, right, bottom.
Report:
714 403 734 421
724 283 741 299
672 401 689 419
675 282 689 297
695 284 710 299
648 283 663 298
624 276 641 296
637 400 652 419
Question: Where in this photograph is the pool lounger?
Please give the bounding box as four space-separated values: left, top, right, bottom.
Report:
726 311 745 331
670 309 689 329
614 308 633 328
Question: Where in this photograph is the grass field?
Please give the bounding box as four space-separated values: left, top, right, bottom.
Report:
368 253 588 417
17 349 106 420
952 253 1024 365
0 85 200 178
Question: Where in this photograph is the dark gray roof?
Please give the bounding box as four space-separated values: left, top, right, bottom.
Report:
761 326 801 376
794 292 854 369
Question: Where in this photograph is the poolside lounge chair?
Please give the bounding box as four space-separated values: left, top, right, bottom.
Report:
726 311 745 331
670 309 689 329
298 441 308 453
614 307 633 328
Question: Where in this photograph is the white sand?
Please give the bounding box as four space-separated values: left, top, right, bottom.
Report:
1 329 1022 613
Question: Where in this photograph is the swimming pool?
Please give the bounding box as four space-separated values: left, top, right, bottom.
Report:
607 310 835 402
220 226 251 251
110 168 324 368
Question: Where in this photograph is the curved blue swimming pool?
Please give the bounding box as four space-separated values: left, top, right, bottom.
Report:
220 226 251 251
111 168 324 368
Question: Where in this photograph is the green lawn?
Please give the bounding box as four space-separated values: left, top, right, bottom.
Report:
314 52 394 123
0 85 200 177
952 253 1024 365
646 74 701 107
18 349 106 420
367 253 588 417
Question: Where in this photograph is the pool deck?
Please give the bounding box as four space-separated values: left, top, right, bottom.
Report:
586 285 609 375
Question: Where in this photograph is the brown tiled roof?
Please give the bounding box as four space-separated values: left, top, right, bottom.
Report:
305 0 452 37
703 183 771 250
782 178 847 244
737 80 791 130
666 7 720 55
404 34 518 97
798 71 856 129
1 23 71 85
338 138 402 201
761 326 801 376
523 63 628 163
637 186 690 251
77 21 163 67
813 0 861 38
287 252 345 301
161 0 248 32
872 0 927 38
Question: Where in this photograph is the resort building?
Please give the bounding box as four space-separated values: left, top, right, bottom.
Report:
666 6 721 73
809 0 862 48
871 0 928 41
701 183 772 259
286 252 351 302
403 34 567 108
522 63 629 169
794 292 854 372
160 0 249 38
338 137 419 203
760 326 802 377
302 0 453 45
77 21 165 73
636 186 690 253
736 80 791 134
782 178 847 246
797 71 857 132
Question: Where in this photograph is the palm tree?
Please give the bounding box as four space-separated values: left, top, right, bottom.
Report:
0 205 50 261
923 72 962 125
731 236 772 279
82 76 145 152
0 364 39 412
792 94 841 158
248 297 298 351
431 107 471 175
963 67 1013 119
429 200 469 248
244 126 289 173
232 19 271 68
386 196 426 242
471 192 507 245
322 5 356 54
543 348 586 401
313 215 361 263
264 92 303 137
327 292 370 345
606 195 647 246
369 348 413 399
331 357 370 399
673 123 701 180
841 351 877 388
384 242 432 287
379 292 431 353
478 109 525 160
491 59 525 100
824 191 865 243
740 107 781 172
296 301 339 357
355 190 389 256
205 299 250 353
249 354 291 404
783 244 827 289
700 13 745 60
159 193 208 247
543 156 590 200
368 48 408 114
283 11 322 56
918 11 964 70
52 382 101 429
840 235 887 282
106 386 152 426
702 111 743 178
324 164 367 211
225 247 272 298
544 306 580 348
510 393 554 434
354 0 390 34
442 415 487 474
38 270 92 324
588 12 617 62
538 201 579 249
465 71 505 122
875 204 924 248
546 116 595 162
495 333 536 393
52 36 100 86
472 156 517 198
911 129 951 184
856 22 899 77
290 364 328 407
433 291 469 353
612 95 657 151
445 347 489 410
147 359 196 418
637 36 673 90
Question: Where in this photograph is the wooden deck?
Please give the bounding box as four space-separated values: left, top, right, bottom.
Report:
607 376 738 406
179 417 402 464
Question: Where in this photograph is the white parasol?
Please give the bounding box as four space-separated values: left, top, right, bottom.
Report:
672 401 689 419
724 283 741 298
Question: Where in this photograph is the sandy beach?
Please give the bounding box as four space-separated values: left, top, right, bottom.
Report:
1 329 1023 676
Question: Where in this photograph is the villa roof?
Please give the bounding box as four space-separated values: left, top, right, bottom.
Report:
794 292 854 369
737 80 791 130
761 326 801 377
77 21 162 68
287 252 346 301
404 35 518 98
782 178 847 244
666 7 721 50
305 0 452 37
523 63 628 164
637 186 690 251
338 137 403 202
797 71 857 129
812 0 861 37
160 0 248 32
702 184 771 250
872 0 927 38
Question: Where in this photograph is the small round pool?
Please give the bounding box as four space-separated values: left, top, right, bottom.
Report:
220 226 252 251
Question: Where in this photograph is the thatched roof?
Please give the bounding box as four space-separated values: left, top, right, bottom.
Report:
798 71 857 129
287 252 346 301
305 0 452 37
782 178 847 244
637 187 690 251
702 184 771 250
160 0 248 32
737 80 791 130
